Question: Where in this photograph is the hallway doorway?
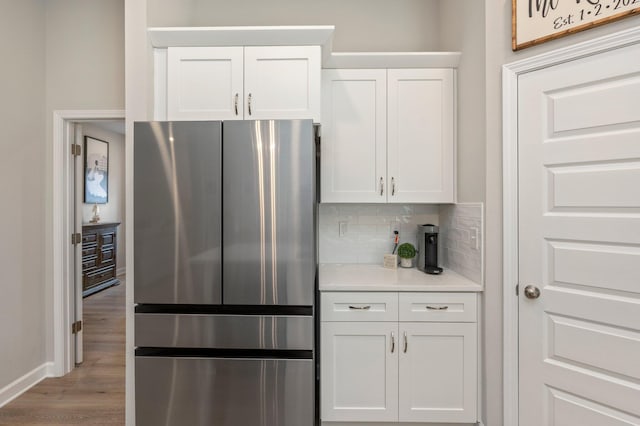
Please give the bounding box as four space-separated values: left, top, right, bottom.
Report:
51 110 125 377
73 119 126 365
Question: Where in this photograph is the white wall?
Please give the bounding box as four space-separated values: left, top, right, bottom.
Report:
0 0 47 391
44 0 125 361
80 123 126 274
147 0 442 52
482 3 640 425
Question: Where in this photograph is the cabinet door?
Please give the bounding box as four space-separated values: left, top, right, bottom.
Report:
398 322 477 423
321 322 398 422
244 46 320 121
167 47 244 120
320 69 387 203
387 69 455 203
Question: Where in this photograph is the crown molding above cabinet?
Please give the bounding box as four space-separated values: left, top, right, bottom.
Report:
147 26 461 69
148 26 336 63
323 52 461 69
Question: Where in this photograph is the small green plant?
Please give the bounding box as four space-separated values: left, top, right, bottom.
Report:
397 242 416 259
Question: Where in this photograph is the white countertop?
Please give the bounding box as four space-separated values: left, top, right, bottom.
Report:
319 263 483 292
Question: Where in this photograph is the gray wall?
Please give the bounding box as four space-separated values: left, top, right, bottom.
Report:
0 0 125 393
438 0 486 204
147 0 442 52
80 123 126 274
44 0 125 360
0 0 47 389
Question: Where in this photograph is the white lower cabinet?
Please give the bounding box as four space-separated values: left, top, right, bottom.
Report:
321 322 398 422
321 292 478 424
398 322 477 423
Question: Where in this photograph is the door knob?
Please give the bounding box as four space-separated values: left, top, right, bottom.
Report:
524 285 540 299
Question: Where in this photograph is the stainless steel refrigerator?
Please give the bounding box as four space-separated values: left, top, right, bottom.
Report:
133 120 316 426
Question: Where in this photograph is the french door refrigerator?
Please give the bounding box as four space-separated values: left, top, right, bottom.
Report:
133 120 316 426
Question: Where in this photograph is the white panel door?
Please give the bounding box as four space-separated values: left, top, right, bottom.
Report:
321 322 398 422
320 69 387 203
387 69 455 203
167 47 244 120
518 43 640 426
398 322 477 423
244 46 320 122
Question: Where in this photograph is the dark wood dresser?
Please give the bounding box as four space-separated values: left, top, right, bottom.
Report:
82 222 120 297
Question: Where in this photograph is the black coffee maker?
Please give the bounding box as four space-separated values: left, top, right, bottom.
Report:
417 224 443 275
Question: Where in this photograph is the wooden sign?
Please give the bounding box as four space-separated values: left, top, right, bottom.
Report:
513 0 640 50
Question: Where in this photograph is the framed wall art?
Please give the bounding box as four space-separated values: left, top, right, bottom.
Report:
513 0 640 50
84 136 109 204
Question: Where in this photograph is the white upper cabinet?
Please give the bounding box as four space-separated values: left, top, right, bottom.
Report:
388 69 455 203
321 69 387 203
244 46 321 120
166 46 321 122
321 68 456 203
168 47 244 121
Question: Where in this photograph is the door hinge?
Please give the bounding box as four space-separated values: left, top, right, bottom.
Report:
71 144 82 156
72 321 82 334
71 233 82 245
516 284 519 296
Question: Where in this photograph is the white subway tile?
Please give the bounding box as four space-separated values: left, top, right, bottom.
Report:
320 203 483 285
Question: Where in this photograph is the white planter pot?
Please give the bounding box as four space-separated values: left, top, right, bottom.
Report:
400 257 413 268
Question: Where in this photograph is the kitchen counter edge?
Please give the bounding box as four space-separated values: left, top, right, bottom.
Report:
319 263 483 292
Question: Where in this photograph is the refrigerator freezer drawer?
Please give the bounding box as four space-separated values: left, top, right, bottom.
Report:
135 313 313 350
135 356 314 426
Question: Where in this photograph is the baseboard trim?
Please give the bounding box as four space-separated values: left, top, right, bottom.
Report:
0 362 53 408
116 267 126 278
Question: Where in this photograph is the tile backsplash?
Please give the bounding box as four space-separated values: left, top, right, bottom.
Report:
318 204 439 264
318 202 484 285
439 203 484 284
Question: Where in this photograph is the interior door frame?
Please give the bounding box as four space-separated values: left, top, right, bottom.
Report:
52 109 125 377
501 27 640 426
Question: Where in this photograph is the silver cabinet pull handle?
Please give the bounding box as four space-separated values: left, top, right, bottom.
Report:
234 93 239 115
391 177 396 196
391 332 395 353
403 331 408 353
348 305 371 310
426 305 449 310
248 93 252 116
380 177 384 196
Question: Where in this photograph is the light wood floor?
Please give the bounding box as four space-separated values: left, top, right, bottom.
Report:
0 279 126 425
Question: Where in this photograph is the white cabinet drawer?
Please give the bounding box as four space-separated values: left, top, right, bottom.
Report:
321 292 398 322
399 293 476 322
